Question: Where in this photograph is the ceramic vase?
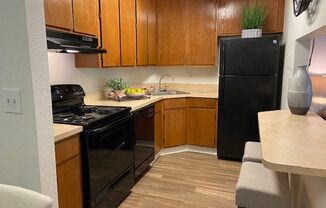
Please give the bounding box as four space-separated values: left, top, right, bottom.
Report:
287 65 313 115
241 29 262 38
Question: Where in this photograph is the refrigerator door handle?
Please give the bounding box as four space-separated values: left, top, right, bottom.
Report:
219 43 226 75
218 76 224 109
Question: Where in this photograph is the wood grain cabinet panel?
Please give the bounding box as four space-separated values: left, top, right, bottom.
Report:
73 0 100 36
154 101 163 154
120 0 136 66
55 134 83 208
57 157 83 208
187 98 217 148
136 0 157 66
147 0 158 65
188 108 217 147
157 0 186 65
164 108 187 147
44 0 73 30
136 0 149 65
217 0 284 36
185 0 217 65
101 0 121 67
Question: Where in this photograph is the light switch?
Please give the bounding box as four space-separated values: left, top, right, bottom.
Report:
1 88 22 114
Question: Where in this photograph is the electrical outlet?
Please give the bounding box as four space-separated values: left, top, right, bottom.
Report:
1 88 22 114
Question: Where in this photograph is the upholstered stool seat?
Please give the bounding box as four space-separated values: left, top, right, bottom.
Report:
242 141 262 163
236 162 291 208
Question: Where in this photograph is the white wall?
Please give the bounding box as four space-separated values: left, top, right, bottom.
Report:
281 1 326 207
0 0 57 206
281 0 326 108
48 53 218 93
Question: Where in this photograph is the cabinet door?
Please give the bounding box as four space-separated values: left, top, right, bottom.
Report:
136 0 149 65
154 111 163 154
101 0 121 67
57 156 83 208
217 0 248 36
44 0 73 30
185 0 217 65
188 108 217 147
147 0 157 65
164 108 187 147
259 0 284 33
157 0 186 65
137 0 157 66
120 0 136 66
217 0 284 36
73 0 99 36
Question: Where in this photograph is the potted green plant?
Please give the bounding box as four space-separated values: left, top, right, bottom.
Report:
105 78 128 98
241 2 267 38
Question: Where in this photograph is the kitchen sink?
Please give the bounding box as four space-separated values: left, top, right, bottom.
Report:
151 90 190 96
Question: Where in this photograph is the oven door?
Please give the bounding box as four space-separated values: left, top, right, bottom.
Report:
81 114 134 206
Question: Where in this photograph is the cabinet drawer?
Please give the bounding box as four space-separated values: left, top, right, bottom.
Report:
55 135 80 165
164 98 187 109
188 98 217 109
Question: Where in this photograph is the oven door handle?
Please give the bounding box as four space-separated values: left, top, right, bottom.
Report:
86 114 132 135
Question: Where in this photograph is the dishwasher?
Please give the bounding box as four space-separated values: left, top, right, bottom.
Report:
133 104 155 180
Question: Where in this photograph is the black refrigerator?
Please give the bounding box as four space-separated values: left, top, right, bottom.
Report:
217 36 283 160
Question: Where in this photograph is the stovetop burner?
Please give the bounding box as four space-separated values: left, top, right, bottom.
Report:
80 105 98 113
80 115 93 120
51 85 131 129
57 113 75 118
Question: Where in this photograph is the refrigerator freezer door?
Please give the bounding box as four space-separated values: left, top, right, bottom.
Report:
219 37 280 76
217 75 278 159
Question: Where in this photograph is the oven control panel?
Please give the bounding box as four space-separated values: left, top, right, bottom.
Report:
51 84 85 101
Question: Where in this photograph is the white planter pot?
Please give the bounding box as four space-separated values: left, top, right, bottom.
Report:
241 29 262 38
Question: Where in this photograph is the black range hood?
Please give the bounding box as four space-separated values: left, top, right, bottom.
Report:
46 29 106 54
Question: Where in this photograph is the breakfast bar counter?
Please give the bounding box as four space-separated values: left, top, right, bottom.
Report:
258 110 326 177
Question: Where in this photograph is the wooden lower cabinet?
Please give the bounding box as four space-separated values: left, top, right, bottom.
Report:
154 101 163 154
187 98 217 148
163 99 187 148
188 108 217 147
55 135 83 208
154 98 218 150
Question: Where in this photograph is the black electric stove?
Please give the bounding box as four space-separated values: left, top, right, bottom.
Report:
51 84 135 208
52 85 131 129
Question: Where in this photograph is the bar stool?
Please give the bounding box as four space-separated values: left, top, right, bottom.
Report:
236 162 291 208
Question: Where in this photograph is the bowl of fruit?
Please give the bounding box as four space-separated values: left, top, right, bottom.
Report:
125 88 145 99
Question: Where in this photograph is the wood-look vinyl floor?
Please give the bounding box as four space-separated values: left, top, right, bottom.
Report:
119 152 241 208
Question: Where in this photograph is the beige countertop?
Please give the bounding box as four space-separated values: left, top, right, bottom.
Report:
85 92 218 111
53 124 83 143
258 110 326 177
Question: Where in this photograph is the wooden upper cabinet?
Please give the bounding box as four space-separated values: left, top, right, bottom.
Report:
185 0 217 65
44 0 73 30
157 0 186 65
260 0 285 33
136 0 149 65
217 0 284 36
73 0 100 36
136 0 157 66
217 0 247 36
101 0 121 67
120 0 136 66
147 0 158 65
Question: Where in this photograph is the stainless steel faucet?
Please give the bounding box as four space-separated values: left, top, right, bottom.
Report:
159 74 174 91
